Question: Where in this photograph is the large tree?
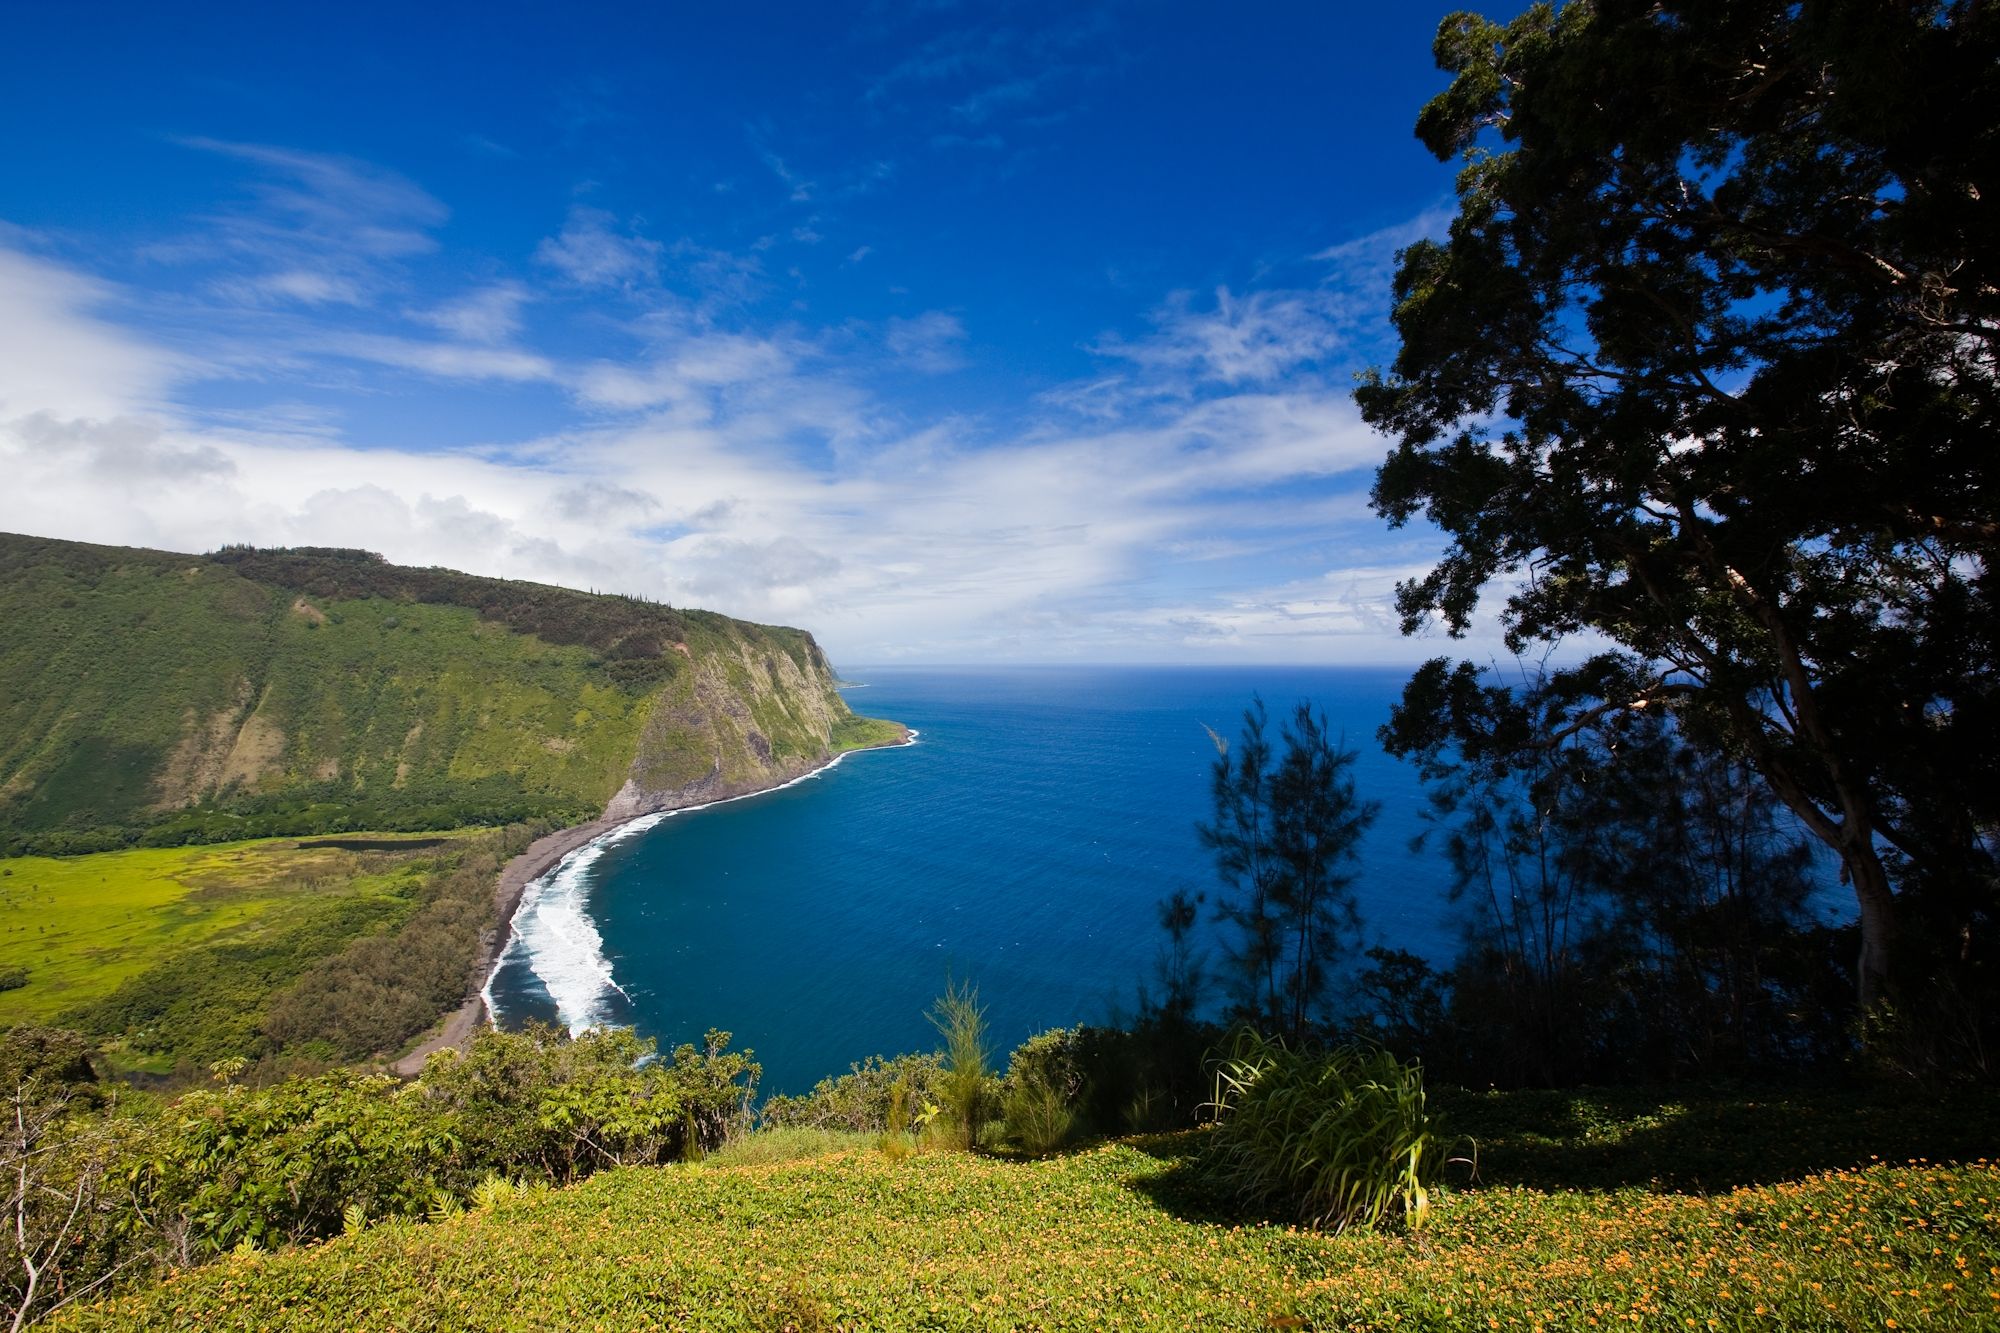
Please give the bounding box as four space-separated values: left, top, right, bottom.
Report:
1357 1 1999 1006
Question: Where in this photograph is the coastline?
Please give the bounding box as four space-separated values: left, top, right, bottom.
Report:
391 725 916 1076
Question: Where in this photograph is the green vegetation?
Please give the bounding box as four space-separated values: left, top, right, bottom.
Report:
1202 1033 1443 1233
0 836 462 1029
0 534 896 854
760 1052 946 1133
48 1077 2000 1331
998 1026 1082 1155
927 978 993 1150
0 828 565 1075
829 713 908 752
1357 1 1995 1016
4 1024 759 1328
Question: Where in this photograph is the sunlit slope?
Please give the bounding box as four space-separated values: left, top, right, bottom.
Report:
59 1134 1999 1331
0 534 886 845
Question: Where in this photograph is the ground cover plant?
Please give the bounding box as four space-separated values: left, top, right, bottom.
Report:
50 1080 2000 1331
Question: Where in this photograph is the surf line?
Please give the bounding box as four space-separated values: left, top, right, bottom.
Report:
479 730 921 1034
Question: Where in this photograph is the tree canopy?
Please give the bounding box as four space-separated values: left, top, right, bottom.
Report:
1358 0 1999 1006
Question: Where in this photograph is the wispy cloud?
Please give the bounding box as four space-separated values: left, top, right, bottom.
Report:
884 311 967 373
1095 287 1351 386
535 207 662 288
413 282 531 343
0 183 1473 663
166 139 448 308
320 332 557 383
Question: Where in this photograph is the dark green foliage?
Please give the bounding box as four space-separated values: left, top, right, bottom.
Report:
62 889 417 1069
1358 3 2000 1009
1376 660 1845 1086
0 1026 99 1104
999 1027 1083 1155
261 839 518 1061
1201 1032 1444 1233
1200 698 1378 1041
46 826 556 1074
206 544 695 661
759 1053 945 1132
414 1026 758 1184
0 968 25 993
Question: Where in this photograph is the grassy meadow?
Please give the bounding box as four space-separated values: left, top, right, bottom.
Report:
58 1085 2000 1331
0 835 464 1022
0 833 472 1069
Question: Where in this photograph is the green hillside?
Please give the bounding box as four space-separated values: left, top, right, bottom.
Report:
0 534 897 853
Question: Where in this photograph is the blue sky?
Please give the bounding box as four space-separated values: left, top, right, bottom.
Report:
0 0 1494 664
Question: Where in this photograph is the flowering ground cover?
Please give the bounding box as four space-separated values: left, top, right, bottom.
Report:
62 1085 2000 1332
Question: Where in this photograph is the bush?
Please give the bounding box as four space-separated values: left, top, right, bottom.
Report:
2 1023 761 1326
760 1053 944 1132
1201 1031 1444 1233
1000 1027 1083 1154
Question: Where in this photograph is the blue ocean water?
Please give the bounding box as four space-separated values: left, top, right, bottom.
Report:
488 665 1468 1096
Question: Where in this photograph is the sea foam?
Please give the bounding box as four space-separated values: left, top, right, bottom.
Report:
484 730 920 1035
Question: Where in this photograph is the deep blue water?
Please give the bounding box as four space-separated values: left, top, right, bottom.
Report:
488 665 1471 1096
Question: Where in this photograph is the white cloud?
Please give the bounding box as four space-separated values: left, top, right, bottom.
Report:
322 333 556 383
168 139 449 308
884 312 967 373
415 282 531 342
0 248 186 419
0 214 1486 665
535 207 662 288
1095 287 1349 386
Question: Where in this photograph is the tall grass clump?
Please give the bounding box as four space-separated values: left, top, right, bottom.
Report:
1202 1031 1443 1232
927 979 990 1150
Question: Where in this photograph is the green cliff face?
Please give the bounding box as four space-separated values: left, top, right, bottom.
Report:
0 534 900 848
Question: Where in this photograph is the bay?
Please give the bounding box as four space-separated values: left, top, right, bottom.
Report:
488 665 1462 1096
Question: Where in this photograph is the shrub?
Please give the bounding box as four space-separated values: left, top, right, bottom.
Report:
0 967 26 992
1000 1027 1083 1154
760 1053 944 1132
1201 1031 1444 1233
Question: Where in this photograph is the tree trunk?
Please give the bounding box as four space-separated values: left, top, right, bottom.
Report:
1844 835 1897 1010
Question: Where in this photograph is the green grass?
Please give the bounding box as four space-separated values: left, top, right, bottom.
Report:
57 1086 2000 1330
830 714 909 752
0 834 465 1028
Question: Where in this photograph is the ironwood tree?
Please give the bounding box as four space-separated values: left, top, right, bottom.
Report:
1357 1 1999 1009
1201 698 1379 1041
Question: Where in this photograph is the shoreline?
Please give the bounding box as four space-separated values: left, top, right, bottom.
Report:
391 726 917 1076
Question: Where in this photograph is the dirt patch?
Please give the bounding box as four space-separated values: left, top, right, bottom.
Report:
153 680 255 810
290 596 328 625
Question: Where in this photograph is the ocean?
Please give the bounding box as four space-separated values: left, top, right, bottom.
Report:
483 665 1478 1095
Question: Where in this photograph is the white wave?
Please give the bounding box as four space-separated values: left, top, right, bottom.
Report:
482 728 921 1034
